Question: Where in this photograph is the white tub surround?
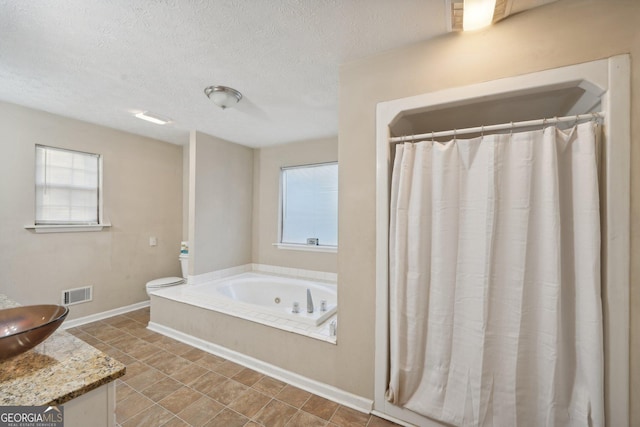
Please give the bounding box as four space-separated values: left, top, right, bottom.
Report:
151 267 338 343
186 263 337 285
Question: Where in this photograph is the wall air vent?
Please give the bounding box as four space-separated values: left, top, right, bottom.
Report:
62 286 93 306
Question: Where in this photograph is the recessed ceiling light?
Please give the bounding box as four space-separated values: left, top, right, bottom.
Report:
135 111 172 125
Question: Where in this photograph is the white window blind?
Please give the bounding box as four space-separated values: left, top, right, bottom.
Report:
281 162 338 246
35 145 101 225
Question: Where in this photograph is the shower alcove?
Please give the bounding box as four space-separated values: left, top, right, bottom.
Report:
375 55 630 427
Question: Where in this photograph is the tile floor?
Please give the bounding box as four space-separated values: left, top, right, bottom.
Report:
67 307 399 427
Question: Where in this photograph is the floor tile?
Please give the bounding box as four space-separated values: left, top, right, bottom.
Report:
329 406 370 426
125 309 151 324
286 410 328 427
155 337 193 356
177 395 225 427
116 380 136 403
122 403 174 427
302 395 339 421
160 417 190 427
72 332 101 346
126 367 167 391
90 341 113 353
108 317 140 329
66 326 83 336
171 362 208 386
120 319 149 333
111 335 145 353
206 379 248 406
128 341 161 360
276 384 311 408
203 408 249 427
141 331 165 344
211 360 245 378
232 367 264 387
227 388 271 418
367 415 402 426
91 324 124 342
145 350 192 375
115 391 154 423
140 376 183 402
158 386 203 414
195 353 226 370
121 361 150 383
180 347 208 363
190 370 227 395
79 321 109 335
252 376 287 397
101 345 136 365
254 399 298 427
126 325 158 340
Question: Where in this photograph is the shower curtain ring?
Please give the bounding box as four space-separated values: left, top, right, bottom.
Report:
481 125 484 138
431 131 435 142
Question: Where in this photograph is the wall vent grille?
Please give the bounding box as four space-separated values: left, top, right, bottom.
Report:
62 286 92 306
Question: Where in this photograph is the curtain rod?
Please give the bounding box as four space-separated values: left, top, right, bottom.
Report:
389 112 604 144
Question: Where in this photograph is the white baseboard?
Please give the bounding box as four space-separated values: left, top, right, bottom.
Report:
62 300 150 329
147 321 373 414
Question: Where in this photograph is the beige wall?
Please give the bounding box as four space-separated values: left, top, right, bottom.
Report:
252 137 338 273
338 0 640 418
182 143 190 241
0 101 183 320
188 131 253 275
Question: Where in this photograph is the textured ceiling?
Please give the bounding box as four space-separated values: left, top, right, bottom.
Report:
0 0 556 147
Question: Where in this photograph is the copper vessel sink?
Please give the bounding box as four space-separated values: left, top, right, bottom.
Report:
0 305 69 360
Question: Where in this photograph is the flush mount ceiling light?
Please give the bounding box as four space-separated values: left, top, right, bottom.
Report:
463 0 497 30
135 111 171 125
449 0 507 32
204 85 243 110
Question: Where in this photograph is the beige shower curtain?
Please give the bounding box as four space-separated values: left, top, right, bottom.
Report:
386 122 604 426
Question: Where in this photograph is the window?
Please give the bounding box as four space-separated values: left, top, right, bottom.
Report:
280 162 338 247
35 145 101 225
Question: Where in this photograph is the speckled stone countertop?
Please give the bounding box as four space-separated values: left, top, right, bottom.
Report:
0 294 125 405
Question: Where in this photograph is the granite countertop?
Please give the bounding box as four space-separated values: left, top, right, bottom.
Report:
0 294 125 406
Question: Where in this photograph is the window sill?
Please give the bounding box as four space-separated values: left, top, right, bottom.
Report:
25 223 112 233
272 243 337 253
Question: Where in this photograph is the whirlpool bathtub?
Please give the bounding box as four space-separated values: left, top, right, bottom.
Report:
150 272 337 328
